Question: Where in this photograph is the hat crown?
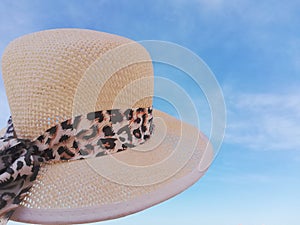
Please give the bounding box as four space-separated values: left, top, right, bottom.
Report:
2 29 154 139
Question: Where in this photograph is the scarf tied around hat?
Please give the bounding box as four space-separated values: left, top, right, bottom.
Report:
0 107 154 224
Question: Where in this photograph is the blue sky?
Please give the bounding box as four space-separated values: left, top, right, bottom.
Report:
1 0 300 224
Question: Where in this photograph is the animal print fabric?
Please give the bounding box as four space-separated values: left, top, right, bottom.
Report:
0 107 154 223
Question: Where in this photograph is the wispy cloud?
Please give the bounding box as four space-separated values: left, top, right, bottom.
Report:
225 89 300 151
211 172 274 184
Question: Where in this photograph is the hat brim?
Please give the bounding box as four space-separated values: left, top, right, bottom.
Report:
10 109 213 224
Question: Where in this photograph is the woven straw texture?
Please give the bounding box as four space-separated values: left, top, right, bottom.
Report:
2 29 153 140
21 110 211 208
12 110 213 224
0 29 213 224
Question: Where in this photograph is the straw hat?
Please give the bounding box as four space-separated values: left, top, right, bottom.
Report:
0 29 214 224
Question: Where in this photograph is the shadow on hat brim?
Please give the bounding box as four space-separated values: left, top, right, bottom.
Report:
10 109 214 224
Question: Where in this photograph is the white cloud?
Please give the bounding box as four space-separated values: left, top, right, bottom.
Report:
225 90 300 151
211 172 274 184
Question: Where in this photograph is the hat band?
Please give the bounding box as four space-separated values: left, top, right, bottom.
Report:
0 107 154 222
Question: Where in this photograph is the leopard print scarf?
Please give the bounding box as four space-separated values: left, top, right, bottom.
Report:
0 107 154 223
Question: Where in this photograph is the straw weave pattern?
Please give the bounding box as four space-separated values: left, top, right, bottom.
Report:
2 29 153 140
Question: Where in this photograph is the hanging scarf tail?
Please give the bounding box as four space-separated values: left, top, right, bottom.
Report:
0 210 13 225
0 107 154 223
